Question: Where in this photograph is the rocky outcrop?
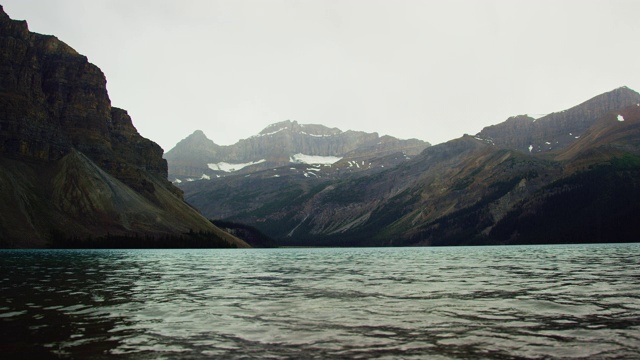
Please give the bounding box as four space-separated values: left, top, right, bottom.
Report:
0 6 248 247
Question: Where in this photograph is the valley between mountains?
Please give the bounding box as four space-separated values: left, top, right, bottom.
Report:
168 87 640 247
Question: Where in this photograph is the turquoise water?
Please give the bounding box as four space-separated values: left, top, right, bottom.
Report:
1 244 639 359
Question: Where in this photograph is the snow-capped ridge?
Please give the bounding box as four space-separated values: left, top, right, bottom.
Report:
251 127 287 139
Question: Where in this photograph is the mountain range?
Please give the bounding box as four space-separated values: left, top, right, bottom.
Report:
3 5 639 248
170 87 640 246
165 120 429 182
0 6 248 248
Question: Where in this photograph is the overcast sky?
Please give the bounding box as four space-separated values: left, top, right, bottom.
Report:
4 0 640 151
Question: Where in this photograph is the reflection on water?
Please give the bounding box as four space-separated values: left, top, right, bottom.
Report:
1 244 639 359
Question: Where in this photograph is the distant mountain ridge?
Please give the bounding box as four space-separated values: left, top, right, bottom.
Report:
165 120 429 182
178 86 640 247
475 86 640 154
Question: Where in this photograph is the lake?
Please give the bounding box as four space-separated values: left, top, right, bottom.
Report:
1 244 639 359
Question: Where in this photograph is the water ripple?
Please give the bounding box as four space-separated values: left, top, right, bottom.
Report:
0 244 639 358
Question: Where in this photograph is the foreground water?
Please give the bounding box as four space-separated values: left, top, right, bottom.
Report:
1 244 639 359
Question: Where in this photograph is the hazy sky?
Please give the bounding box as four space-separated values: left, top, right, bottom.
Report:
4 0 640 151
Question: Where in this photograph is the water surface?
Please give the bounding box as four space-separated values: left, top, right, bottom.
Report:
1 244 639 358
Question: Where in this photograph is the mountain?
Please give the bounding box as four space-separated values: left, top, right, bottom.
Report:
475 87 640 154
0 6 248 248
179 87 640 247
165 120 429 182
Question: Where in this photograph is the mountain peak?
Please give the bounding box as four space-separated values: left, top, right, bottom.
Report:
477 86 640 154
607 86 640 102
254 120 344 138
614 85 638 93
165 130 218 160
189 129 209 140
259 120 299 134
180 130 217 146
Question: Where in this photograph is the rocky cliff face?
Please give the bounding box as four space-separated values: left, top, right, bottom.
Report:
165 120 429 181
0 6 167 181
0 6 247 247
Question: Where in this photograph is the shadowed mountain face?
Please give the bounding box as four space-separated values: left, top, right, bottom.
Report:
0 7 248 248
178 87 640 247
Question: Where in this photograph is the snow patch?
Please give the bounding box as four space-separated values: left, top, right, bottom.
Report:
208 159 266 172
528 145 533 153
300 131 333 138
474 136 495 145
251 127 287 138
617 114 625 122
174 179 182 184
201 174 211 180
290 153 342 165
528 113 547 120
347 161 360 168
287 214 309 237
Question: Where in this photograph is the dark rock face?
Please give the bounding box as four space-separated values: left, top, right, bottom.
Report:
0 8 104 161
0 7 165 178
165 120 430 181
0 6 247 247
476 87 640 154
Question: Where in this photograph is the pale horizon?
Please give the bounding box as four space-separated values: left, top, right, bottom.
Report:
4 0 640 151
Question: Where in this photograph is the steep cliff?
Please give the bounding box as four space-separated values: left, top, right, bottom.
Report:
0 6 248 247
